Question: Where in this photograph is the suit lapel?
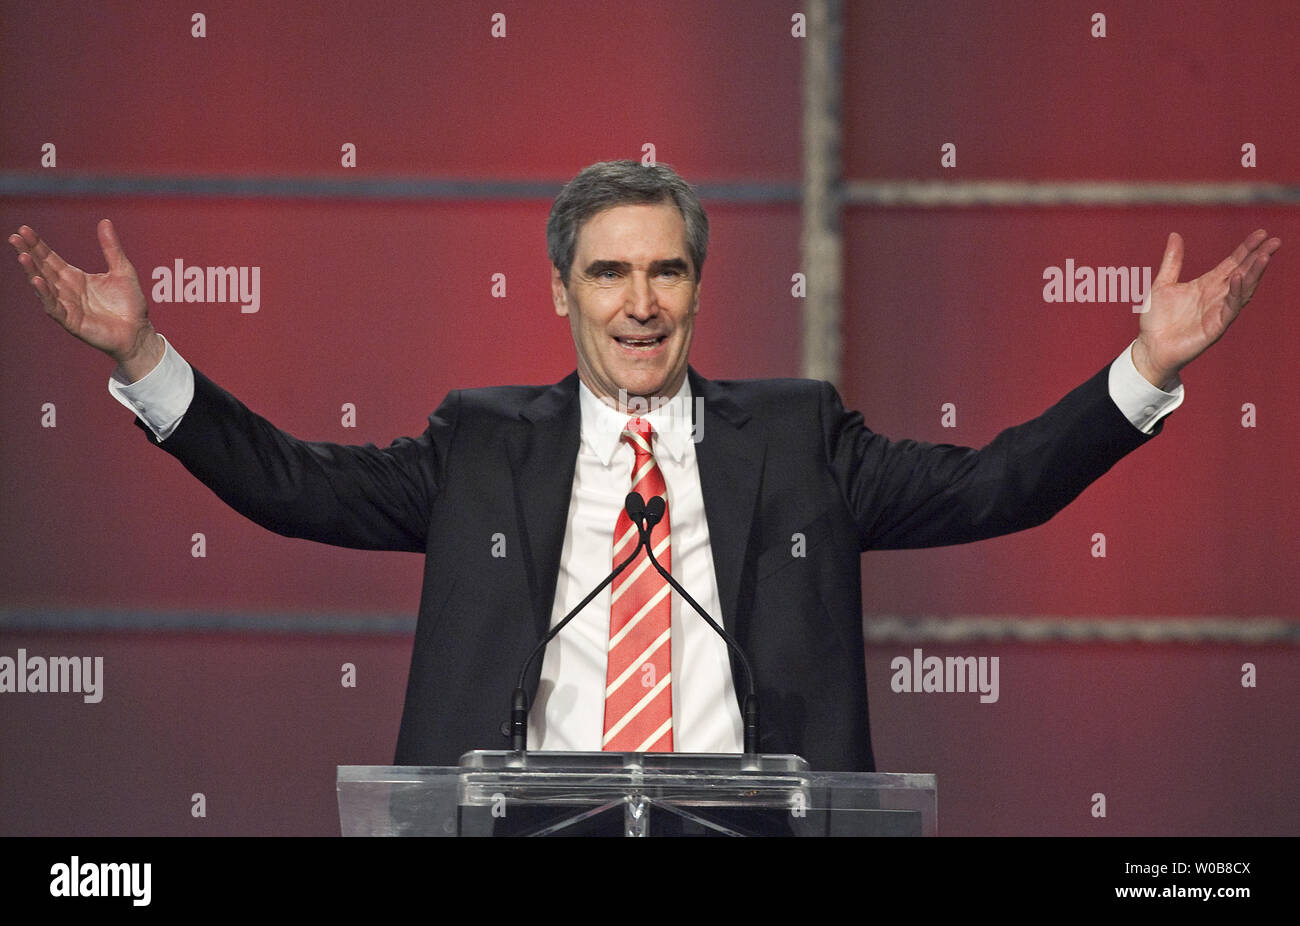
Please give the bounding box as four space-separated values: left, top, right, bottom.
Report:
508 373 582 644
689 368 763 639
506 369 764 689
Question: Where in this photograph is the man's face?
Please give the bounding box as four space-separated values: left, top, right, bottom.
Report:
552 201 700 404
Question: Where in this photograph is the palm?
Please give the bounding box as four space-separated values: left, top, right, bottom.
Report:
1142 271 1228 369
1136 230 1281 386
10 219 150 360
62 262 146 348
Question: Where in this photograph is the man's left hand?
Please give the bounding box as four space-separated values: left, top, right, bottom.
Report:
1132 229 1281 390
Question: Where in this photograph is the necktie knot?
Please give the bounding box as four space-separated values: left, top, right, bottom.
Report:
621 417 656 459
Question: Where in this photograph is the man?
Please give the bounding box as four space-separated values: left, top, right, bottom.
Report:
9 161 1281 771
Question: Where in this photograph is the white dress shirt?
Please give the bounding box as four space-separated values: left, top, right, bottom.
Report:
528 376 742 753
109 338 1183 752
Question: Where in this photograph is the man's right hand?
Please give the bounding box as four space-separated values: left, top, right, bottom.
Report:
9 219 164 382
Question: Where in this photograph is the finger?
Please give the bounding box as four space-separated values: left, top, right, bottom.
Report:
1235 236 1280 294
1216 231 1270 284
1154 232 1183 286
15 241 68 310
9 226 41 257
10 233 38 269
1228 271 1243 307
1222 228 1270 271
97 218 129 273
1237 251 1272 301
15 251 52 294
1235 241 1270 285
26 265 63 319
1256 234 1282 262
13 231 74 317
17 225 70 279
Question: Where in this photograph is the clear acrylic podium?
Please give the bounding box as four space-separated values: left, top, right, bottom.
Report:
338 752 937 836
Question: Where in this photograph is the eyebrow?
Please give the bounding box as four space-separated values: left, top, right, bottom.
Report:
651 258 690 275
581 258 690 277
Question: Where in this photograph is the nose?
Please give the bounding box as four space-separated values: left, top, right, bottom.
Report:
626 271 656 321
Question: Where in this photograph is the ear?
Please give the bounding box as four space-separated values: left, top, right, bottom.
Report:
551 265 569 317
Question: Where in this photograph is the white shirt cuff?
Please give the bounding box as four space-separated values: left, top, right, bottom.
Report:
1108 339 1184 434
107 335 195 441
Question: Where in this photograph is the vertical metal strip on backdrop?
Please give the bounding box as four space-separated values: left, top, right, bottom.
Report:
800 0 844 387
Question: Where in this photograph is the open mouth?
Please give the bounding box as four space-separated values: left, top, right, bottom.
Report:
614 335 667 351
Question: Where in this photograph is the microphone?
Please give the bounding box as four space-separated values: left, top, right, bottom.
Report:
625 491 646 525
506 492 652 752
635 494 762 756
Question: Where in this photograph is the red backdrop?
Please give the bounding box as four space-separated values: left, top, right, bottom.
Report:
1 0 1296 835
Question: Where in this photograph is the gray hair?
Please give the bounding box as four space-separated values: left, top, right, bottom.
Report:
547 160 709 285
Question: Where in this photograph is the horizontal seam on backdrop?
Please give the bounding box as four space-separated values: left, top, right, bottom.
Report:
864 616 1300 644
0 609 416 635
0 173 800 204
1 609 1297 643
5 173 1300 207
843 180 1300 207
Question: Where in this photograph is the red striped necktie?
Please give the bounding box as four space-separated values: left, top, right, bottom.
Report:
602 417 673 752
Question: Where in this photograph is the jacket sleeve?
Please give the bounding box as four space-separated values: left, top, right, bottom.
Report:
137 365 452 553
821 363 1159 551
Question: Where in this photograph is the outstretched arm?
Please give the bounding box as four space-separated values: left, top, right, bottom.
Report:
1132 229 1281 390
9 219 164 381
834 230 1281 549
10 219 440 553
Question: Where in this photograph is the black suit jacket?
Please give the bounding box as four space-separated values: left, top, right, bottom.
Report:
142 362 1155 771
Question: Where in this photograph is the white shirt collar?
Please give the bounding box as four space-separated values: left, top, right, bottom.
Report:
578 375 694 466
